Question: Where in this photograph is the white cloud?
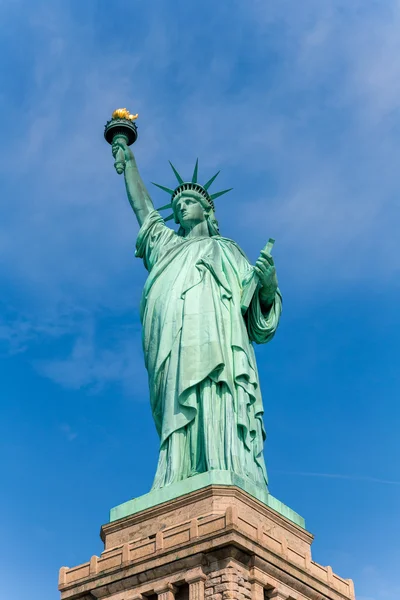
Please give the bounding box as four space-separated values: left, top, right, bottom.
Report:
35 320 147 396
272 470 400 486
3 0 400 312
224 0 400 286
1 0 400 390
60 423 78 442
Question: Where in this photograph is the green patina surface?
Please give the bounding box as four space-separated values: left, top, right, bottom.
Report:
110 472 305 529
105 118 303 529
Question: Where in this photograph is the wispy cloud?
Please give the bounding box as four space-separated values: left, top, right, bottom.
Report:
232 0 400 286
60 423 77 442
1 0 400 389
2 0 400 317
0 306 86 354
272 470 400 486
35 320 147 396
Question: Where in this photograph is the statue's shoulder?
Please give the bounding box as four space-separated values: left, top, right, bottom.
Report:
214 236 250 263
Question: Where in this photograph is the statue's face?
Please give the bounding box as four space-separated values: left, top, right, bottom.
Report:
174 191 207 229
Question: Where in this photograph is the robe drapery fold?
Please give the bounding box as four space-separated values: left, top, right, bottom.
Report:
136 210 282 490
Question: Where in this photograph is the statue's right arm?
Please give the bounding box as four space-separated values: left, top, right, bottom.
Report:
112 138 154 227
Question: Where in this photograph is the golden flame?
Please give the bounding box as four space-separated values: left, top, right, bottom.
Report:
112 108 138 121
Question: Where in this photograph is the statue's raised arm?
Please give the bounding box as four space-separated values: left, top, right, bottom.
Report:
104 109 154 227
112 138 154 227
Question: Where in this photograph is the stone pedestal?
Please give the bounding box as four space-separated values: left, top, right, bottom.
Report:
59 485 355 600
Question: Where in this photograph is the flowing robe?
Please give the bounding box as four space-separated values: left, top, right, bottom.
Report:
136 211 282 490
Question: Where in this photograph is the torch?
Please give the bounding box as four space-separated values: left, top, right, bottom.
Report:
104 108 138 174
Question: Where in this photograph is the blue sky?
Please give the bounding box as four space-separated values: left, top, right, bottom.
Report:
1 1 399 599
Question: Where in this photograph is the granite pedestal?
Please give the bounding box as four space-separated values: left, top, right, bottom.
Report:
59 484 355 600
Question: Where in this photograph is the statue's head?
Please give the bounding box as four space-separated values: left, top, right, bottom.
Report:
173 189 209 229
171 186 220 236
152 160 232 237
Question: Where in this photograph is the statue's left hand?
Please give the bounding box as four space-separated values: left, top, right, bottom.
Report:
254 250 278 306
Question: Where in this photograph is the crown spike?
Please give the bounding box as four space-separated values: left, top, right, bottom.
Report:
169 161 184 184
152 182 175 195
192 159 199 183
164 213 175 222
203 171 220 190
156 203 173 211
210 188 233 200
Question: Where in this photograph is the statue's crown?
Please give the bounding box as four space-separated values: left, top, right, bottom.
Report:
152 160 232 222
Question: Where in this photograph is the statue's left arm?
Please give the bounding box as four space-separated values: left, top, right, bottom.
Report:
242 250 282 345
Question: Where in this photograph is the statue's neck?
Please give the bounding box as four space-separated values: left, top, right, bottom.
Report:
184 221 210 238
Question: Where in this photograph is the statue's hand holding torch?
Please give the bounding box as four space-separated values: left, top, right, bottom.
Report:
112 137 133 174
104 108 138 175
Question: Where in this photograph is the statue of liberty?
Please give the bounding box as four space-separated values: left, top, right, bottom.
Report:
110 123 282 494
